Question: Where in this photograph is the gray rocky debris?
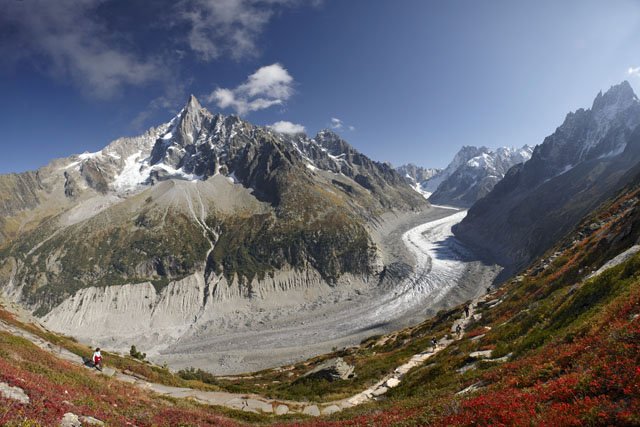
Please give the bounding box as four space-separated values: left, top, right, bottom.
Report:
59 413 81 427
0 382 30 404
79 416 105 426
302 405 321 416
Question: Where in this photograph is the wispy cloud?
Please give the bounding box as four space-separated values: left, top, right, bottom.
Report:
130 80 193 131
268 120 305 134
182 0 307 61
1 0 164 98
330 117 355 131
0 0 318 100
628 66 640 77
207 63 294 114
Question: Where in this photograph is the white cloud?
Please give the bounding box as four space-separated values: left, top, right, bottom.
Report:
330 117 355 131
628 66 640 77
207 63 294 114
239 63 293 98
1 0 163 98
268 120 305 134
182 0 304 61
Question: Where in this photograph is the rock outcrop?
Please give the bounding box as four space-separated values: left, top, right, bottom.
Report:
302 357 356 381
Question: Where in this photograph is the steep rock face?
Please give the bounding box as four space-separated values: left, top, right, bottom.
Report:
429 145 533 207
305 130 424 209
454 81 640 269
396 164 442 184
395 164 442 198
398 144 532 205
423 146 490 194
39 267 365 351
0 172 44 243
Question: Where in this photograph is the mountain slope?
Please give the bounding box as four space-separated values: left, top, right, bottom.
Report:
454 81 640 270
0 95 432 370
257 157 640 425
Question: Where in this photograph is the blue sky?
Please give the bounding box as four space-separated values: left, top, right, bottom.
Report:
1 0 640 174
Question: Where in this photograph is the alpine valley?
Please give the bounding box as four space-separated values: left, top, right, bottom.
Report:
0 95 499 374
1 83 639 427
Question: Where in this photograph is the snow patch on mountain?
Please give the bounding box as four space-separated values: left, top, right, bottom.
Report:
112 151 148 192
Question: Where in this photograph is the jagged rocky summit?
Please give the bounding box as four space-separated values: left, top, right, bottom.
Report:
454 81 640 270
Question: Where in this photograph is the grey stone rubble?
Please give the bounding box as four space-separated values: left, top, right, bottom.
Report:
59 413 81 427
0 381 30 404
469 350 493 359
588 245 640 279
58 413 105 427
79 416 105 426
457 381 489 395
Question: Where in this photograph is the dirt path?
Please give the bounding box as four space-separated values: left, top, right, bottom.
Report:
0 292 490 417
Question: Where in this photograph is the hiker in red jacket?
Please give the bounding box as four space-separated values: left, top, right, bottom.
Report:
92 347 102 371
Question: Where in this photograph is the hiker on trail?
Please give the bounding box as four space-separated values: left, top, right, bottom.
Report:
431 337 437 348
464 304 470 318
455 324 462 337
92 348 102 371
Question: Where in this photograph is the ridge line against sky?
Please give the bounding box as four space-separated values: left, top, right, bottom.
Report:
1 0 640 174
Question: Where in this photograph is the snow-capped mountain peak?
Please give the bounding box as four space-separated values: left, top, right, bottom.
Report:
58 95 414 203
530 81 640 175
409 144 534 207
591 80 638 116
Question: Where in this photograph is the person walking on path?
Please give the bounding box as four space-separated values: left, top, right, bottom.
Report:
455 324 462 337
92 347 103 371
464 304 470 318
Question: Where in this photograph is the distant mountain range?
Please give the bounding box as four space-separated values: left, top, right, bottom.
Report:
454 80 640 271
397 145 532 207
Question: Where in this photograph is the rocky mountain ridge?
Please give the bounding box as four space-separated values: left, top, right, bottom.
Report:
454 80 640 270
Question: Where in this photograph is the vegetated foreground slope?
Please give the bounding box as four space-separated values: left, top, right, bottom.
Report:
1 166 640 426
268 167 640 426
0 307 247 426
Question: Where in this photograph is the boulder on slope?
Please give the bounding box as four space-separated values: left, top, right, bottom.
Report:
301 357 355 381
